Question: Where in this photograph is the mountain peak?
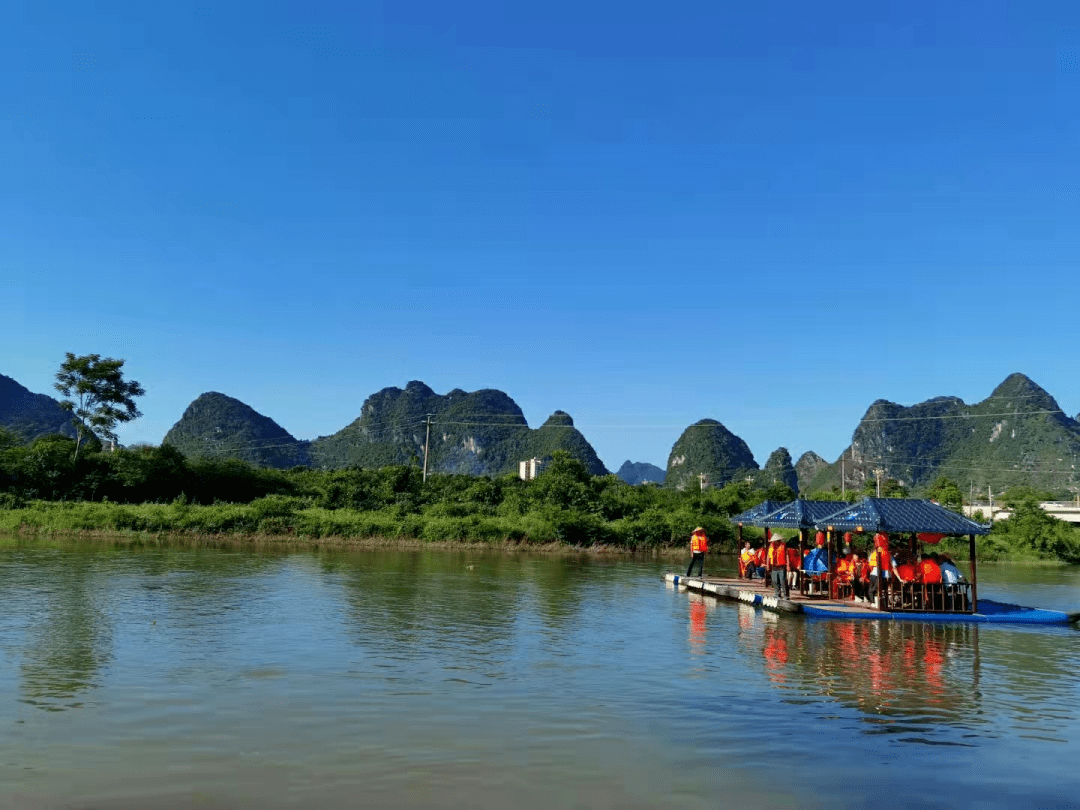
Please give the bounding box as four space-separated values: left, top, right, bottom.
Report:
163 392 309 468
616 460 666 485
0 372 81 442
988 373 1059 411
542 410 574 427
665 418 757 489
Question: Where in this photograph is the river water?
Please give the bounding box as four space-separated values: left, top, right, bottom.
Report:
2 540 1079 809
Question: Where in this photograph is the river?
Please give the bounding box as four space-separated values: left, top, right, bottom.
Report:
2 540 1079 809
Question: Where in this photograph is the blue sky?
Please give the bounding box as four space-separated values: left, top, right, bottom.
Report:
3 0 1078 471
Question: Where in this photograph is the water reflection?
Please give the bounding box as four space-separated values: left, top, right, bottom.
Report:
687 593 710 651
17 553 112 709
0 544 289 711
731 605 1080 744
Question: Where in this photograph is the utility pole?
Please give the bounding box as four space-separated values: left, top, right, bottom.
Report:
422 414 433 483
841 451 846 497
699 473 708 491
874 467 885 497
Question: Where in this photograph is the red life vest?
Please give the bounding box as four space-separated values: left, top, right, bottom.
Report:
919 559 942 583
768 542 786 567
691 531 708 553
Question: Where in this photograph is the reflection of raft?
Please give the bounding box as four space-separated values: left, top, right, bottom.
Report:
666 574 1080 625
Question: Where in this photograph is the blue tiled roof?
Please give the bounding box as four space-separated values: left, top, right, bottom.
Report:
754 499 851 529
730 500 786 525
814 497 991 535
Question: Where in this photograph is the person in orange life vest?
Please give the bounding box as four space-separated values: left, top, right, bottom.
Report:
767 531 789 598
893 551 918 582
686 527 708 577
739 541 756 578
834 545 855 599
920 553 943 584
753 544 768 578
867 532 893 603
785 541 800 590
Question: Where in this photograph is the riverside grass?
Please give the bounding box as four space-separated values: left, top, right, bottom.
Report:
0 499 699 553
2 498 1072 562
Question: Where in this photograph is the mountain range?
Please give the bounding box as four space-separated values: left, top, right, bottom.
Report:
2 371 1078 495
804 373 1080 495
0 373 80 442
162 382 608 477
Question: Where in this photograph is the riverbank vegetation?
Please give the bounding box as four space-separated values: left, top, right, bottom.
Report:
1 432 1077 561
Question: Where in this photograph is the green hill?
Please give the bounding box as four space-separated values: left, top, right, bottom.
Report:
795 451 828 492
162 392 311 468
616 460 666 485
308 382 608 475
755 447 797 493
0 373 82 442
805 373 1080 496
665 419 758 489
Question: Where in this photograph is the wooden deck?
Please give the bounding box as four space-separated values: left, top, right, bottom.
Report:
665 573 853 615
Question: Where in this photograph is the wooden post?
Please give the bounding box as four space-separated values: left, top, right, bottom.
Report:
968 533 979 613
826 529 834 598
798 529 806 595
875 538 884 611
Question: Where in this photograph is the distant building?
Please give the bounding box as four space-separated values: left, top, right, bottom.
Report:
519 458 545 481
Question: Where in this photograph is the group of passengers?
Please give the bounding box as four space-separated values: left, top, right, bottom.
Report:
738 530 967 609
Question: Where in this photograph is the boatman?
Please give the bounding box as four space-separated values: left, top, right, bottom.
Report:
768 531 790 598
686 527 708 577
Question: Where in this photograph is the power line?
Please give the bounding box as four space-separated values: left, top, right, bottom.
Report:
859 410 1065 423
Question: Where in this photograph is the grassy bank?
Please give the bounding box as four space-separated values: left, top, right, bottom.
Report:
0 499 704 554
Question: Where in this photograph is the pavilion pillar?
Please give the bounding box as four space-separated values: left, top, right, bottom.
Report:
798 529 806 594
968 533 979 613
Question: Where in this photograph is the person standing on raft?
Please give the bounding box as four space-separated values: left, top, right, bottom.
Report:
768 531 790 598
686 527 709 577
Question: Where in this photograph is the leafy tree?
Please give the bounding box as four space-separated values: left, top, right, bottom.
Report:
763 481 796 503
862 477 908 498
924 476 964 510
54 353 145 460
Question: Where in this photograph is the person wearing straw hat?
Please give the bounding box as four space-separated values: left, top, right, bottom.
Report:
686 527 708 577
767 531 790 598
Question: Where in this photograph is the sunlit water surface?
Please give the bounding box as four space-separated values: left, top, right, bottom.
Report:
2 541 1079 809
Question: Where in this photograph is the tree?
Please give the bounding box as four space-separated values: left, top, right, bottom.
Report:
924 476 964 510
54 353 145 460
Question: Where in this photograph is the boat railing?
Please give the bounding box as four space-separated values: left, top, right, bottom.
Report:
886 580 972 614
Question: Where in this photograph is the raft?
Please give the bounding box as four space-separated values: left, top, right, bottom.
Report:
666 573 1080 626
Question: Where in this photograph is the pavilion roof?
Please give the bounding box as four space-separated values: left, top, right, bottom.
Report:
814 497 991 535
755 499 852 529
730 500 786 526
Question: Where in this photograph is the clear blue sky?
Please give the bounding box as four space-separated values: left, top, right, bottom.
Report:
3 0 1078 471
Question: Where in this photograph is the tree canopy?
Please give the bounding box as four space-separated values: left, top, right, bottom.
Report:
54 353 145 459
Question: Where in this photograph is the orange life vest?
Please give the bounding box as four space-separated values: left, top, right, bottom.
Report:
919 559 942 584
895 562 917 582
768 542 787 567
740 547 756 564
786 547 800 568
868 548 892 573
691 531 708 553
836 556 854 581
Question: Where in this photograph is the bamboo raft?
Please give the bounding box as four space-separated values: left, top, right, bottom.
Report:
666 573 1080 625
